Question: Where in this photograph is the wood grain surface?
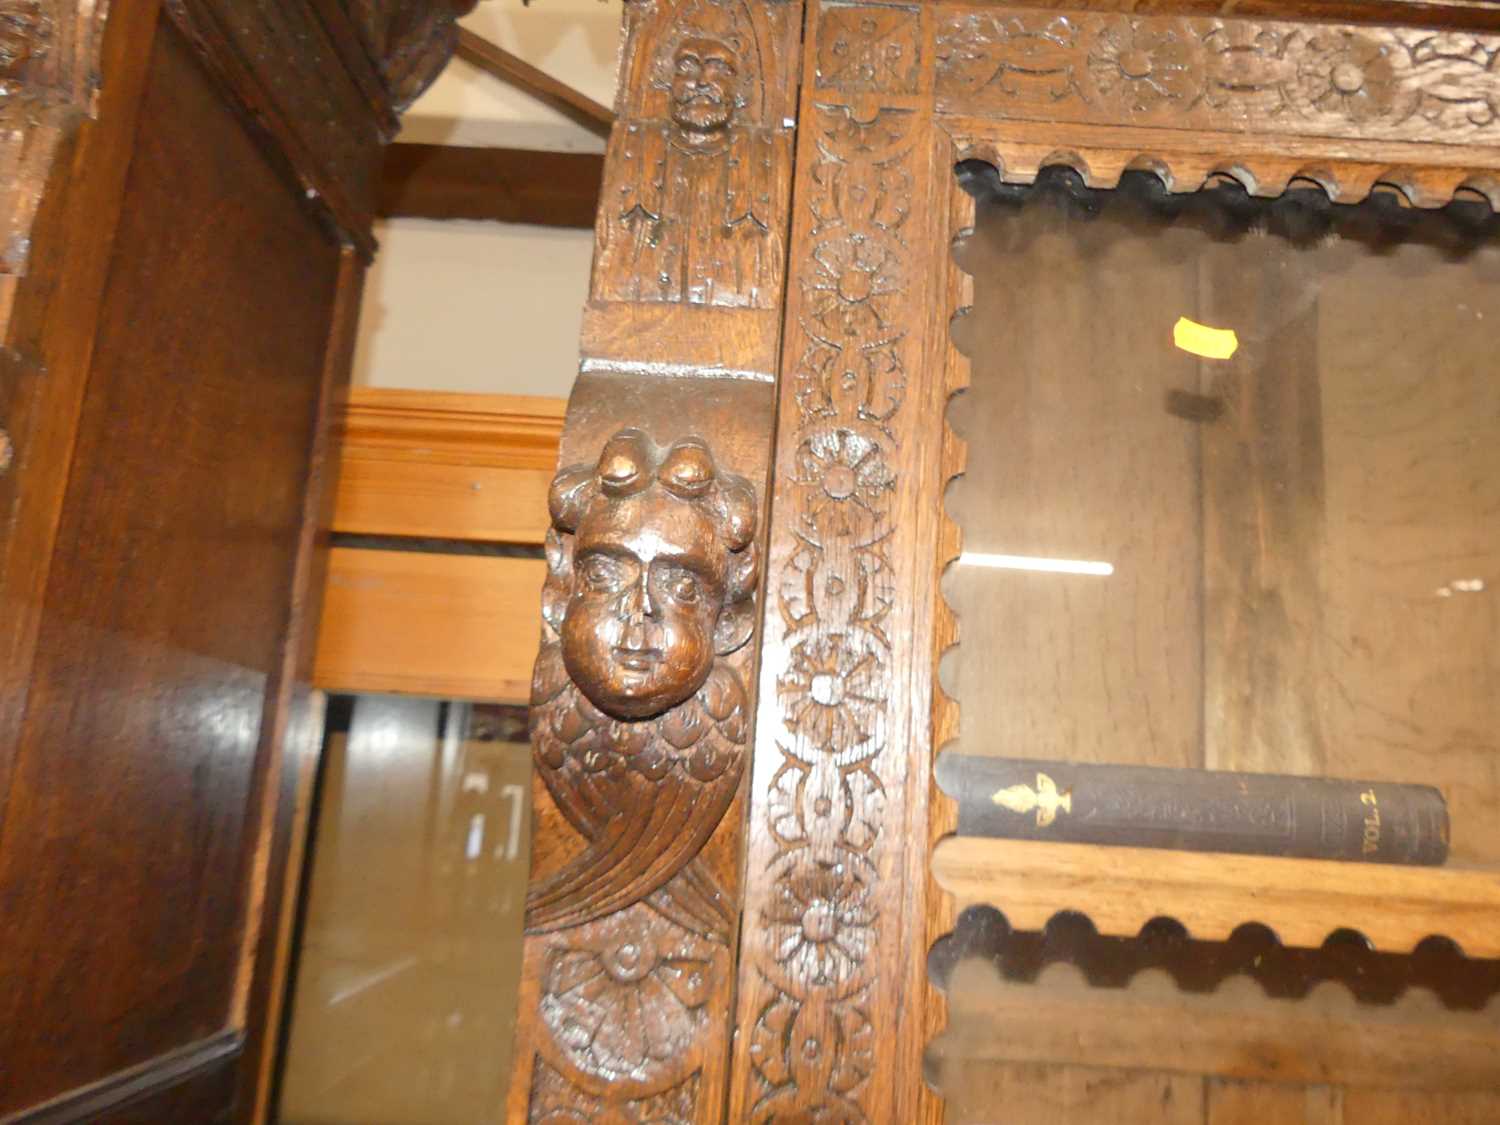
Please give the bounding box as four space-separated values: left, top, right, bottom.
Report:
378 143 602 227
935 960 1500 1094
332 389 564 544
314 549 544 702
0 3 464 1118
0 19 341 1113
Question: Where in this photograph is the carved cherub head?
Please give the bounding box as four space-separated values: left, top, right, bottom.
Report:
669 34 741 138
542 429 758 721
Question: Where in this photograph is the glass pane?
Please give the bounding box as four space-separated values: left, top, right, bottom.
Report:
278 696 532 1124
948 168 1500 868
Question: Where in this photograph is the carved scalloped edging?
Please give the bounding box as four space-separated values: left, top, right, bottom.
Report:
953 137 1500 209
928 904 1500 1009
922 154 978 1125
926 129 978 1124
934 832 1500 958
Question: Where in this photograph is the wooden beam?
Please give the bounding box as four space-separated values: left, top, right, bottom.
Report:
454 28 614 139
313 549 545 702
378 143 602 226
314 390 563 700
332 388 565 543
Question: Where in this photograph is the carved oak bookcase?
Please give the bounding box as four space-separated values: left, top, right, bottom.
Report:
508 1 1500 1121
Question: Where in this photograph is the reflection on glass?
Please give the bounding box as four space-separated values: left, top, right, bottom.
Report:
961 551 1115 576
948 167 1500 868
278 697 531 1124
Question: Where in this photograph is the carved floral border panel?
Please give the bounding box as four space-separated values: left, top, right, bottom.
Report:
730 2 944 1120
936 8 1500 147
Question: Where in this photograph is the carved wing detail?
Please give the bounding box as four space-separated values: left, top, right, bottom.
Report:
526 644 748 940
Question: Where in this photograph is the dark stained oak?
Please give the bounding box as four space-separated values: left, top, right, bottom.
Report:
0 20 340 1111
9 1032 242 1125
0 1 467 1120
378 143 602 227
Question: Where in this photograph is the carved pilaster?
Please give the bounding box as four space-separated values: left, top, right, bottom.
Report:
509 2 801 1121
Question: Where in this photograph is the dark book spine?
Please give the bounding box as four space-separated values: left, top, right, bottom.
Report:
936 755 1449 866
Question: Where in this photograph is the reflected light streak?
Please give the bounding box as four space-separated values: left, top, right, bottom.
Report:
961 552 1114 576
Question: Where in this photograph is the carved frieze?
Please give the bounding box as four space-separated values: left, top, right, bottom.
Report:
592 0 795 308
935 9 1500 144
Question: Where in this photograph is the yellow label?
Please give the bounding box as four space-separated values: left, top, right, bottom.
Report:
1173 316 1239 360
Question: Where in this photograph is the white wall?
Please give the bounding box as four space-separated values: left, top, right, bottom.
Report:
353 0 623 400
402 0 622 154
353 219 595 399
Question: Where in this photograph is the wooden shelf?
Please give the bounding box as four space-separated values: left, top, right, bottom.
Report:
932 836 1500 956
932 961 1500 1094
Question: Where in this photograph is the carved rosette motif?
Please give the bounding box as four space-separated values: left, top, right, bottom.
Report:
739 4 922 1105
934 10 1500 142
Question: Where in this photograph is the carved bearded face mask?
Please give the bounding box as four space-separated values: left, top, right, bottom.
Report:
669 35 740 136
546 431 758 720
